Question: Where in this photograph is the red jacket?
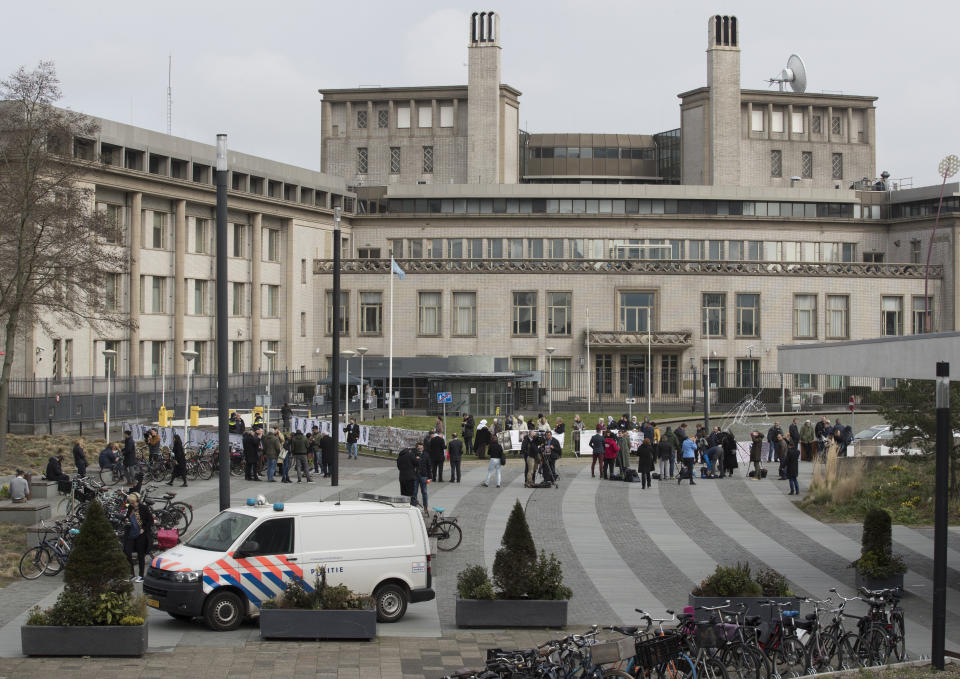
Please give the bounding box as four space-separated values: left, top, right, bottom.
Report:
603 436 620 459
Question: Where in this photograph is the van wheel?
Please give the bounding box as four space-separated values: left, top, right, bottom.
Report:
204 590 243 631
374 583 407 622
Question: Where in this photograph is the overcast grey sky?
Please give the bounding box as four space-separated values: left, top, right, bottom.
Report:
3 1 958 185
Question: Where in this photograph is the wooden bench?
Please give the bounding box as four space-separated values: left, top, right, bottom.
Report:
0 502 52 526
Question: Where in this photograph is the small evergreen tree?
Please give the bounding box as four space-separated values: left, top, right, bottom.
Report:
492 499 537 598
64 499 131 596
861 507 893 558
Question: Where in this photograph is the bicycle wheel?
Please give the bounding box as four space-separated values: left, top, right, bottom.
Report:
891 613 906 662
657 653 697 679
771 638 805 678
721 643 764 679
19 546 53 580
199 460 214 480
230 458 244 477
171 501 193 527
601 670 633 679
187 461 200 481
56 495 74 518
99 465 120 486
42 549 65 576
805 631 836 674
696 654 729 679
435 520 462 551
858 625 889 666
837 632 859 670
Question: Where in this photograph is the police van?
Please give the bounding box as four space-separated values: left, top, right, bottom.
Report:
143 493 434 631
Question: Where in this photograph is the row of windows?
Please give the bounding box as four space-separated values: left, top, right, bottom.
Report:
385 197 860 218
384 237 858 263
528 146 655 160
324 289 933 340
750 109 845 136
770 151 842 180
103 276 283 318
358 146 433 174
355 103 455 131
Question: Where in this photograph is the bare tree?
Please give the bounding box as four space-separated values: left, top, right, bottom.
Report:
0 62 131 462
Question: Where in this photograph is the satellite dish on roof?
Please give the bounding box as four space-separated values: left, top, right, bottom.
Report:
768 54 807 93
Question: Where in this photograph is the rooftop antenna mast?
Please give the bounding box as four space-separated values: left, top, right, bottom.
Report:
166 54 172 135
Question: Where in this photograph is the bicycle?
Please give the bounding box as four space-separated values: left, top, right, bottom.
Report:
855 586 906 666
426 507 462 551
676 603 731 679
802 591 858 672
625 610 696 679
756 599 806 678
56 476 103 519
98 458 124 486
19 519 79 579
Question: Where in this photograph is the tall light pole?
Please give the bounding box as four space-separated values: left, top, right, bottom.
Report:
356 347 368 422
102 349 116 442
181 350 198 445
342 349 355 423
545 346 555 415
331 206 342 487
262 349 277 429
215 133 231 510
924 155 959 332
932 361 951 669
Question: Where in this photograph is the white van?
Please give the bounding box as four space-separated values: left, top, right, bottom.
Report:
143 494 434 631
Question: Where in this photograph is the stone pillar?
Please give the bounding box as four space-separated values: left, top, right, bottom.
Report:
284 219 295 369
766 103 774 141
173 199 186 375
129 192 142 376
807 105 814 138
827 106 833 143
746 102 753 136
847 107 854 143
787 104 793 141
250 213 262 373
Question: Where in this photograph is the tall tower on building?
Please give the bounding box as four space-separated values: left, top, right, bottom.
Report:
706 14 741 185
467 11 504 184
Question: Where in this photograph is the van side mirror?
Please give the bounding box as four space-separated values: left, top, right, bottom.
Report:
236 540 259 557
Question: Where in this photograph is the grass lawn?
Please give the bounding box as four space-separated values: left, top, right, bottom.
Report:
854 663 960 679
0 434 108 478
0 522 25 587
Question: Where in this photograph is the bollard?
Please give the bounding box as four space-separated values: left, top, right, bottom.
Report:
48 418 52 435
79 421 83 436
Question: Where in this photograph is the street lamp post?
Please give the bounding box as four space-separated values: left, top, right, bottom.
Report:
331 206 342 487
545 346 555 415
932 361 951 669
102 349 117 442
924 155 959 332
181 350 198 445
215 133 231 510
342 349 355 424
356 347 368 422
262 349 277 429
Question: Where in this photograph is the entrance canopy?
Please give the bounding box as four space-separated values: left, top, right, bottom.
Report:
777 331 960 380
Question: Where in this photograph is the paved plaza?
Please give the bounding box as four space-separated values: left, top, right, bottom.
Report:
0 452 956 678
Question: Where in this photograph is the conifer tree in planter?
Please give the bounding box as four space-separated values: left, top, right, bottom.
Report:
456 500 570 628
22 499 148 656
851 508 906 591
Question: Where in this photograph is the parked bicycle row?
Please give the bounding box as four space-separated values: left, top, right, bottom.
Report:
444 587 907 679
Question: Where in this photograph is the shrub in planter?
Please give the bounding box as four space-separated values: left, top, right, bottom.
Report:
754 566 794 597
259 570 375 640
851 508 906 580
692 562 762 597
527 550 572 601
260 569 373 610
457 564 495 600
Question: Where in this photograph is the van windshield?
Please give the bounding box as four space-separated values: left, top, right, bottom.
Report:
187 511 256 552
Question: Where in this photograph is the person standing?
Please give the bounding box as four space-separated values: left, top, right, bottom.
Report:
72 438 87 478
280 402 293 431
786 441 801 495
602 429 619 480
766 422 783 462
789 418 801 449
414 443 430 509
664 426 679 478
636 437 654 488
319 430 335 478
123 492 153 582
522 430 539 486
290 430 311 482
122 430 137 486
262 427 281 482
279 435 293 483
474 419 491 459
775 433 789 479
462 414 475 456
146 428 162 463
345 418 360 459
243 428 263 481
616 426 631 478
447 432 463 483
310 425 321 473
429 431 446 481
572 415 584 458
482 435 505 488
167 433 188 487
680 435 697 485
799 419 816 462
544 429 562 480
228 411 245 435
657 430 674 481
397 446 418 503
434 416 444 435
749 431 764 480
721 430 738 477
815 416 830 456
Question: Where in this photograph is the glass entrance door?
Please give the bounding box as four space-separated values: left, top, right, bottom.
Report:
619 354 647 399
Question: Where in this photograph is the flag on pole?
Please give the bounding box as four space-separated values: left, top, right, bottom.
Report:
391 257 405 280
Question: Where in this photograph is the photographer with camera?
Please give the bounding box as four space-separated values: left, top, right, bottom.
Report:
749 431 765 479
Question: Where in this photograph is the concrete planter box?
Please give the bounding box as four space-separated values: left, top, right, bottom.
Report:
455 598 568 629
688 595 797 621
259 608 376 640
0 503 51 526
854 570 905 593
21 623 148 656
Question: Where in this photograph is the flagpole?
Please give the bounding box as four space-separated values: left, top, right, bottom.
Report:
388 260 394 419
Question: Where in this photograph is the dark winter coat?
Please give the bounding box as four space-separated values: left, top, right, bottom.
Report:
636 440 655 472
288 432 307 457
785 445 800 478
396 448 418 482
657 438 674 461
429 435 446 462
749 434 764 462
447 438 464 462
473 427 491 449
123 436 137 467
789 423 800 446
172 435 187 475
416 449 432 477
487 440 505 463
320 435 336 466
589 433 605 456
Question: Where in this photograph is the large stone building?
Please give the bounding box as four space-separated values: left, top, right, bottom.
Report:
12 10 960 418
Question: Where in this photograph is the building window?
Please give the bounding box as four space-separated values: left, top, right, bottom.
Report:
688 240 705 260
547 292 572 336
377 109 389 128
263 341 278 370
99 203 123 244
771 110 784 133
549 357 571 389
427 239 443 258
357 147 368 174
409 239 423 258
508 238 523 259
736 359 759 388
418 291 441 336
826 295 849 339
466 238 483 259
390 147 400 173
702 293 726 337
356 109 367 129
620 291 653 332
325 291 349 335
661 355 679 395
794 294 817 338
448 239 463 258
265 228 280 262
791 111 804 134
750 110 764 132
708 240 723 260
357 247 381 259
794 373 816 390
232 223 246 258
910 239 921 264
150 276 165 313
152 212 167 249
488 239 503 258
512 292 537 336
528 238 544 258
104 273 121 312
359 291 382 335
231 282 246 316
801 151 813 179
863 251 884 263
595 354 613 394
549 239 563 258
735 293 760 337
452 291 476 336
418 106 432 128
231 341 245 372
194 218 209 254
300 311 307 338
812 115 822 134
263 284 280 317
912 296 932 334
388 239 403 258
832 153 843 179
102 340 120 376
422 146 433 173
703 358 725 389
151 341 165 377
440 104 454 128
831 116 842 135
770 150 782 178
193 279 209 315
397 106 410 128
301 258 307 284
191 341 206 374
746 240 761 260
